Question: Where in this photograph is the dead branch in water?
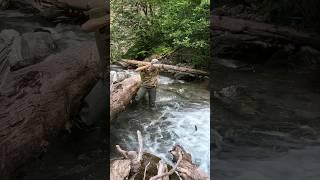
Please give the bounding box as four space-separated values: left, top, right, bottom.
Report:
149 153 182 180
113 130 144 179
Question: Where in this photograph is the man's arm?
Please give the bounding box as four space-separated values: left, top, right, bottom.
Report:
57 0 88 9
155 64 165 71
81 15 109 32
58 0 109 32
58 0 108 9
135 64 151 72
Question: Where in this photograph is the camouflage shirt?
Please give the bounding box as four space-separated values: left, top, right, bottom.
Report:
140 65 161 88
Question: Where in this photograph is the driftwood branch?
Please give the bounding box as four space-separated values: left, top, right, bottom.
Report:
114 130 144 179
137 130 143 162
157 161 169 180
116 145 129 159
112 136 208 180
149 153 182 180
143 162 151 180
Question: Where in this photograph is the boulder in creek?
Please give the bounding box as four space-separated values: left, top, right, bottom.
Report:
0 0 9 9
174 72 197 81
0 29 56 70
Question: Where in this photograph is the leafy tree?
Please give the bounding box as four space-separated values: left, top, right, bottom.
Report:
111 0 209 69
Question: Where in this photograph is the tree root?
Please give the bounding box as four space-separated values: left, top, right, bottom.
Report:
111 132 209 180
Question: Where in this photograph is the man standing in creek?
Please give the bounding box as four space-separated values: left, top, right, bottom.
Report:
134 59 164 108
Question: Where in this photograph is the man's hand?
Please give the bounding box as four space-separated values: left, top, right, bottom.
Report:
81 15 109 32
58 0 109 32
58 0 108 9
57 0 88 9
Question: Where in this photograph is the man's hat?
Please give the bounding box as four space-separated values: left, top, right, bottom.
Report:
151 59 159 64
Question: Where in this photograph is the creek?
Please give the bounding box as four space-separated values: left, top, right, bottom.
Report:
110 66 211 174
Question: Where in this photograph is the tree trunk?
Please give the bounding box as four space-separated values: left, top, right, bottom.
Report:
0 42 99 178
211 15 320 50
121 59 209 76
110 75 141 121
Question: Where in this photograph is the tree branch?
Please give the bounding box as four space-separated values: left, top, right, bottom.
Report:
137 130 143 162
116 145 129 159
143 162 151 180
149 152 183 180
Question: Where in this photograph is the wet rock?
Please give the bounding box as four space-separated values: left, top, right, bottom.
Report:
236 171 273 180
19 32 55 64
214 85 258 116
294 46 320 69
110 159 131 179
0 0 9 9
215 85 246 99
0 29 56 70
0 29 19 44
213 130 224 153
290 125 318 139
110 70 131 92
174 72 196 81
215 58 250 69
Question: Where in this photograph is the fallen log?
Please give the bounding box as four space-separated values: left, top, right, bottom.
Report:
110 75 141 120
211 15 320 50
121 59 209 76
0 42 99 178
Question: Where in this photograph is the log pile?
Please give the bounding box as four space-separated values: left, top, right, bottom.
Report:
0 42 99 178
111 131 209 180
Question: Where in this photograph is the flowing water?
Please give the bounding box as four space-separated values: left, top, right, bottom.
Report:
110 67 210 174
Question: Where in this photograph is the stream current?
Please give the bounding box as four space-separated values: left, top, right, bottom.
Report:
110 66 210 174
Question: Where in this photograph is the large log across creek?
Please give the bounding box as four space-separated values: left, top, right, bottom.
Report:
211 15 320 50
0 42 100 178
121 59 209 76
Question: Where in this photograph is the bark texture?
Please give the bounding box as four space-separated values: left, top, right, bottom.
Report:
110 75 141 121
0 42 99 178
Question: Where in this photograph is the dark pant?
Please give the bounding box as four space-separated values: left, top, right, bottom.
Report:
135 86 157 107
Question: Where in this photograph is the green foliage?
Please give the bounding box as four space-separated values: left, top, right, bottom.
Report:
111 0 209 68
